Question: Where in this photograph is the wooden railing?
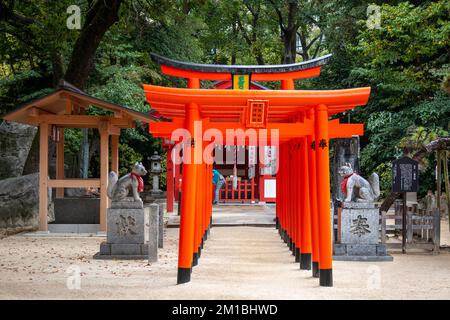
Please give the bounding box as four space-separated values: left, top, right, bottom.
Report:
219 179 257 203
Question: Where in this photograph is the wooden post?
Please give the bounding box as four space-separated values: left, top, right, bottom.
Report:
99 121 110 233
177 78 200 284
433 208 441 254
436 151 442 211
293 141 300 262
315 104 333 287
300 137 312 270
39 123 49 232
56 128 65 199
442 151 450 232
402 192 407 253
166 146 175 213
307 109 320 277
111 134 119 174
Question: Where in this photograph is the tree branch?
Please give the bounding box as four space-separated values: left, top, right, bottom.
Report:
64 0 123 89
268 0 286 33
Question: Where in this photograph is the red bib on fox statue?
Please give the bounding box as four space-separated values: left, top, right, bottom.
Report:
130 172 144 192
340 173 354 194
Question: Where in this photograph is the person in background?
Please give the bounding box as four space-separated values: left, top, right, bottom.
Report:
212 169 225 204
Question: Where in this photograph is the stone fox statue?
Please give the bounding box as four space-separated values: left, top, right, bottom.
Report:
338 163 380 202
107 162 148 202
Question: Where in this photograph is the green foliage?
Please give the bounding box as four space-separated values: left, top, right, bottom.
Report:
118 143 143 177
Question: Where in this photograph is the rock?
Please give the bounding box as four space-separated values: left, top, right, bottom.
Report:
0 121 37 179
0 173 54 231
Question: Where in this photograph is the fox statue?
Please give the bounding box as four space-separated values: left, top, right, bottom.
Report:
338 163 380 202
107 162 148 202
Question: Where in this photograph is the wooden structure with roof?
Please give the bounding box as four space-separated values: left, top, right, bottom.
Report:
145 53 371 287
2 81 157 232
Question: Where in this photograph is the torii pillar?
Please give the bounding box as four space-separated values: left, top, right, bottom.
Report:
315 104 333 286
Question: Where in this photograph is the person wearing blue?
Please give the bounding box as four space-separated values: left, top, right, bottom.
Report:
212 169 225 204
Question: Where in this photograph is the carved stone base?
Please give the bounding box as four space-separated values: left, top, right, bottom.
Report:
334 201 393 261
94 204 159 261
110 198 143 209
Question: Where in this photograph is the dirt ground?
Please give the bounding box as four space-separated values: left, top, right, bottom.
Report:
1 225 449 300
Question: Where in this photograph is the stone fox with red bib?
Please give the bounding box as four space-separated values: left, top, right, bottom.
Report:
338 163 380 202
107 162 148 202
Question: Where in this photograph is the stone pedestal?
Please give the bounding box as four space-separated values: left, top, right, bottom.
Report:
95 201 159 260
333 202 392 261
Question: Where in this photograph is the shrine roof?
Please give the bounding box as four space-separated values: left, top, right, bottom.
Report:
151 53 332 74
143 85 371 123
3 80 159 126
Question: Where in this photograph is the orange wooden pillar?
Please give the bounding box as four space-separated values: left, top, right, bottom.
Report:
293 140 300 262
299 137 312 270
307 109 320 278
175 162 181 202
205 163 213 237
38 123 49 232
177 78 200 284
287 141 293 251
315 104 333 286
193 159 204 266
166 145 175 213
281 143 288 244
281 79 295 252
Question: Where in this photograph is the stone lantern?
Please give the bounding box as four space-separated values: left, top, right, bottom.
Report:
150 151 162 194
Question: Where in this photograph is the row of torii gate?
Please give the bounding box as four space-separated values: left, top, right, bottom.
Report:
144 53 370 287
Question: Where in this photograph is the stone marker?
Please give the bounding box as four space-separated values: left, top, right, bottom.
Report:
158 202 165 248
334 202 392 261
148 203 159 262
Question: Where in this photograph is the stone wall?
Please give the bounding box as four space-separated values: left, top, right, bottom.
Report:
0 121 37 179
0 173 54 234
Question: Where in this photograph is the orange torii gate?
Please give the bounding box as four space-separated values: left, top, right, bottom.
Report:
144 53 370 287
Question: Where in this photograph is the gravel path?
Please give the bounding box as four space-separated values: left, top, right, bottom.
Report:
1 225 449 299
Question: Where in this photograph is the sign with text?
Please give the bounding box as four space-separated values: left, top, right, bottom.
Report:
392 156 419 192
232 74 250 90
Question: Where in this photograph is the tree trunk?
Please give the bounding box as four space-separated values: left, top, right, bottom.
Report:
64 0 122 89
282 28 297 64
281 1 298 64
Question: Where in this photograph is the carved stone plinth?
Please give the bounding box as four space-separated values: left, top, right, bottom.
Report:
333 202 392 261
94 203 159 260
110 198 143 209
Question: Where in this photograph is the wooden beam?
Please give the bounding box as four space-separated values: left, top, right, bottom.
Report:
328 119 364 138
39 123 49 231
108 125 121 136
56 128 65 198
28 107 40 117
24 114 133 128
48 179 101 188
